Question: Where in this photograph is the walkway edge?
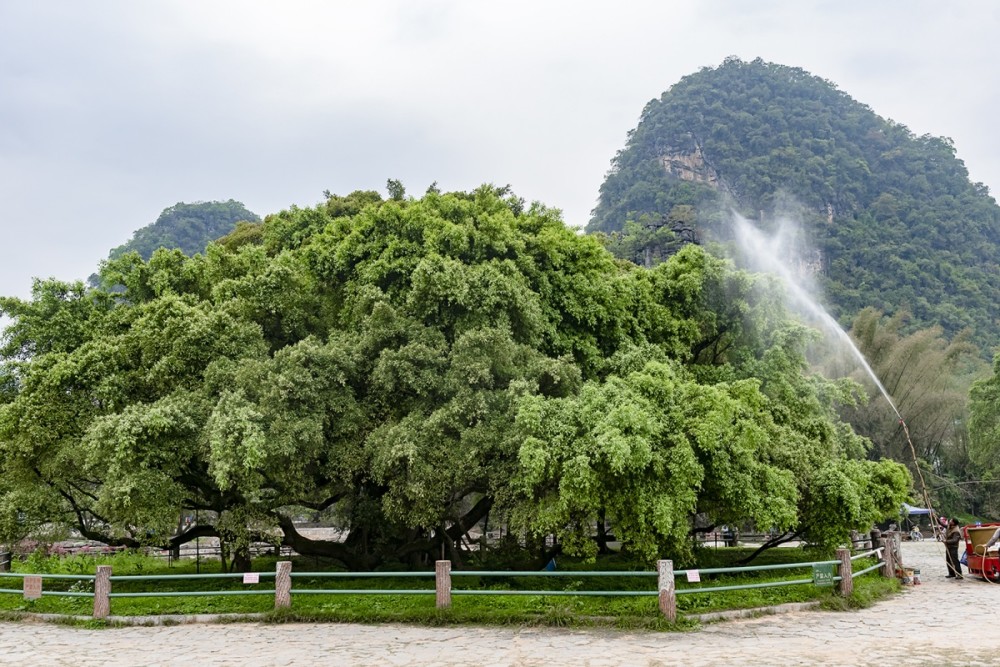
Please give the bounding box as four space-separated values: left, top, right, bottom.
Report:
23 611 267 626
689 600 821 623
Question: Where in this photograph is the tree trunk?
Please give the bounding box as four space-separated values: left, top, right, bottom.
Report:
231 544 252 572
596 508 610 554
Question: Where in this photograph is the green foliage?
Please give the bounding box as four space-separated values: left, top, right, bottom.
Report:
799 459 910 549
386 178 406 201
968 352 1000 517
0 185 909 569
512 361 704 562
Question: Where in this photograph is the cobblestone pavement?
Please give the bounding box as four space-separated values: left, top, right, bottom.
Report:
1 541 996 666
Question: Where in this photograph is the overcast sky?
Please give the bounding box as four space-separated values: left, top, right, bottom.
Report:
2 1 999 301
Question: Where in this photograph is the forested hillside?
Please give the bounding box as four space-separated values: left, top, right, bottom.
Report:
590 57 1000 354
107 200 259 262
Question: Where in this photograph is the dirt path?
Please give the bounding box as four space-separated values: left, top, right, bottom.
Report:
1 540 995 666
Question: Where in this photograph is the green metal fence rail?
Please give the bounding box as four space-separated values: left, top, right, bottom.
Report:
107 571 277 598
849 548 885 579
670 560 841 595
288 570 435 596
0 543 892 618
286 557 870 597
0 571 96 598
453 569 659 598
851 562 883 578
850 548 884 561
110 572 276 581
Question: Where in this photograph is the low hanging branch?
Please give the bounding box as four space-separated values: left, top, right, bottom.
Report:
392 495 494 564
166 523 217 550
273 512 369 570
736 530 803 566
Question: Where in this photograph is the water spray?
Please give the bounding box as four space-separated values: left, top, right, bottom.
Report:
730 212 939 537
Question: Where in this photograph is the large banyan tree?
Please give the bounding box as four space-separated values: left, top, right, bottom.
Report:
0 185 909 569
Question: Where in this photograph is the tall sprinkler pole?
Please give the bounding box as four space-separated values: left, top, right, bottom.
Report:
899 417 939 539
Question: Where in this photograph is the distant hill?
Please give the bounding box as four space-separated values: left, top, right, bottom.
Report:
589 57 1000 353
108 200 260 262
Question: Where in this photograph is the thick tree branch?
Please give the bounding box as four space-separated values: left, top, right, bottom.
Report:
274 512 367 569
293 492 348 513
52 486 141 548
736 530 802 565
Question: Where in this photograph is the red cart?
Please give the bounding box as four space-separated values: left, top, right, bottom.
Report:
963 522 1000 581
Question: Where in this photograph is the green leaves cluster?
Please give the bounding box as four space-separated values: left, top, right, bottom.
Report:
0 185 909 566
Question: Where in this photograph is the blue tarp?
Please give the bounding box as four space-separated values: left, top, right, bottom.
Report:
902 502 931 515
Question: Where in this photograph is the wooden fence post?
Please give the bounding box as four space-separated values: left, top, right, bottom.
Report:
93 565 111 619
275 560 292 609
889 531 903 569
836 548 853 596
658 559 676 622
879 537 895 578
436 560 451 609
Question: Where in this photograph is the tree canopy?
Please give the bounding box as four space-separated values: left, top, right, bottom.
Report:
968 351 1000 518
0 186 909 568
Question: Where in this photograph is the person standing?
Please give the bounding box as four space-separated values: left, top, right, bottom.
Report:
945 518 964 579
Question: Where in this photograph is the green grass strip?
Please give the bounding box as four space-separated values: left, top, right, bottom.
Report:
109 590 275 598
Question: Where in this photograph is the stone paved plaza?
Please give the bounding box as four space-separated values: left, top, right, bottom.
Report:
1 540 996 666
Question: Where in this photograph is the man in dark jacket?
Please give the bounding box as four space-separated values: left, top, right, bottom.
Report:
945 518 963 579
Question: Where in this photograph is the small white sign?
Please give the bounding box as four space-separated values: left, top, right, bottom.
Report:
243 572 260 584
686 569 701 583
23 575 42 599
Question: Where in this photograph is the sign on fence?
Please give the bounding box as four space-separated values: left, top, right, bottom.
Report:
685 569 701 583
812 563 835 587
23 575 42 599
243 572 260 584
